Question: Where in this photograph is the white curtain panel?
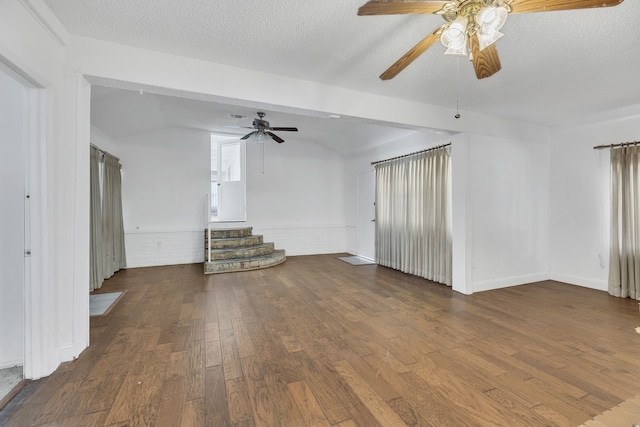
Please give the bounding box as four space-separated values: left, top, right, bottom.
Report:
375 146 452 285
609 146 640 300
101 153 127 280
89 146 104 291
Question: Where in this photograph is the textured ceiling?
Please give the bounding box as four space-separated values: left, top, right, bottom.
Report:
45 0 640 146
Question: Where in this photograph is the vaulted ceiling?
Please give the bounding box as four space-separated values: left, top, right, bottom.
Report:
90 85 452 156
45 0 640 152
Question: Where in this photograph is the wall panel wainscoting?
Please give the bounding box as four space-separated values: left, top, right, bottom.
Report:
253 226 348 256
124 230 205 268
1 255 639 426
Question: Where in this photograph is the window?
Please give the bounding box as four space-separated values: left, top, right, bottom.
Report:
210 134 246 222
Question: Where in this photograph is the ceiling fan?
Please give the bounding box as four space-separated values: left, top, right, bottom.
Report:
226 112 298 143
358 0 624 80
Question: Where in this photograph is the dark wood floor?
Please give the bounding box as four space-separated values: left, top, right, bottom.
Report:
2 254 639 426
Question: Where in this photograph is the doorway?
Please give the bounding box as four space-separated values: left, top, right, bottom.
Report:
357 169 376 261
0 66 27 402
210 136 247 222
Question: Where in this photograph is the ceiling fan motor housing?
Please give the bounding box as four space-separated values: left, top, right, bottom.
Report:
253 118 270 130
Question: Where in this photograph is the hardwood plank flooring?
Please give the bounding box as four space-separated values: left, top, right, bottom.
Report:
1 255 640 426
579 394 640 426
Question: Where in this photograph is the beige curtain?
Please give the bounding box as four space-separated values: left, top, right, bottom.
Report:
101 153 126 280
375 146 452 285
89 146 103 291
609 146 640 300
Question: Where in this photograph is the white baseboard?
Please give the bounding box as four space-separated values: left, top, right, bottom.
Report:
0 359 23 370
549 273 607 292
473 272 550 293
59 343 81 363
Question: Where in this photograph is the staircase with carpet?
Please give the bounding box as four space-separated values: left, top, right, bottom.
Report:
204 227 286 274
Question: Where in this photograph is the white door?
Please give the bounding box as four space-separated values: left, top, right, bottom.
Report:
357 170 376 261
216 140 246 221
0 68 25 373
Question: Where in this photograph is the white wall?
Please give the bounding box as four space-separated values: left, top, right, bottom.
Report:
0 68 25 369
117 127 210 232
468 134 550 292
345 131 551 294
95 127 210 268
56 74 91 365
90 124 118 153
0 0 89 379
549 116 640 290
91 125 347 267
246 137 346 255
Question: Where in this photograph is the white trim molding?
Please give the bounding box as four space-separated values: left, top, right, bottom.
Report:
473 272 550 293
549 273 607 292
23 86 52 379
19 0 70 47
451 134 473 295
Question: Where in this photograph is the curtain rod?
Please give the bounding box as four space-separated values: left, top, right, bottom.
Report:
90 143 120 161
593 141 640 150
371 142 451 166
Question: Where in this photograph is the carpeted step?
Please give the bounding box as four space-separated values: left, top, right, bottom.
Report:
204 250 286 274
205 242 274 260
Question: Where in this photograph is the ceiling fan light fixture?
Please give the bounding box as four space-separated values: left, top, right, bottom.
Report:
476 5 508 50
444 44 468 56
251 131 271 143
477 5 508 33
478 30 504 50
359 0 625 80
441 16 468 56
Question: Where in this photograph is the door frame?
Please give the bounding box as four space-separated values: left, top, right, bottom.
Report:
0 58 50 379
356 169 376 261
211 138 247 222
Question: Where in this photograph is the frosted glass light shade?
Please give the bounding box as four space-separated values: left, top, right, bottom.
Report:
251 132 270 143
441 16 468 56
478 30 503 50
477 6 508 34
444 44 468 56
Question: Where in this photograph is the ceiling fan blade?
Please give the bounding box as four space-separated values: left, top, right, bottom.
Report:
358 1 449 15
469 35 501 79
270 127 298 132
267 132 285 143
380 27 443 80
241 131 256 140
222 125 254 129
509 0 623 13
